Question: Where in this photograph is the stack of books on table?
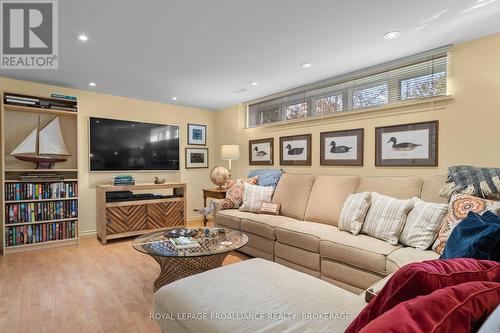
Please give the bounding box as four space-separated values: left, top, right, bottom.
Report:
169 237 201 250
112 175 135 186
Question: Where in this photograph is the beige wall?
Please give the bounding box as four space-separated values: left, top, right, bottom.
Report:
0 77 215 234
214 33 500 179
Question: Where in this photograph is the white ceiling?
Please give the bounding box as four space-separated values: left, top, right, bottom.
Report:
1 0 500 110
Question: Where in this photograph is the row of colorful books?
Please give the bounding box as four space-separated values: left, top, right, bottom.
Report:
5 200 78 224
4 182 78 201
6 221 76 247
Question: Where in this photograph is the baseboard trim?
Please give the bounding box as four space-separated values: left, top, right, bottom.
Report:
79 230 97 238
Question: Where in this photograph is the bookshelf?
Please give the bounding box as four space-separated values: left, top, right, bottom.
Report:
1 92 79 255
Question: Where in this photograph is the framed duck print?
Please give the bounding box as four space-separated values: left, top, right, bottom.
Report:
320 129 363 166
249 138 274 165
279 134 312 166
375 121 438 166
187 124 206 145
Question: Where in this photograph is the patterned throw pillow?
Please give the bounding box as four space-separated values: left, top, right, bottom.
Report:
221 177 259 210
432 194 500 255
362 192 414 245
339 192 372 235
399 198 448 250
239 183 274 213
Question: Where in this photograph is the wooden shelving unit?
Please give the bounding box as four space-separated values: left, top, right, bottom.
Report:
1 92 80 255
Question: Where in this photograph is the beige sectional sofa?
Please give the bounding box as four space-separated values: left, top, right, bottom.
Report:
216 174 447 293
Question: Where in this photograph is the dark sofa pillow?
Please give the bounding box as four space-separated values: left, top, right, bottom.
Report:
441 211 500 261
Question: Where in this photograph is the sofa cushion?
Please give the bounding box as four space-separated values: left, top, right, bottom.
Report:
276 221 338 252
420 175 448 203
154 259 366 333
240 213 297 240
320 231 401 275
362 193 413 245
304 175 360 226
215 209 244 230
272 173 316 220
357 176 422 199
386 247 439 273
339 192 372 235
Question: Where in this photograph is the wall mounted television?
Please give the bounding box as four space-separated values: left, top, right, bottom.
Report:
89 117 180 171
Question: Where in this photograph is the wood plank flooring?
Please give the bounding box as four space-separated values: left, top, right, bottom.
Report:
0 230 248 333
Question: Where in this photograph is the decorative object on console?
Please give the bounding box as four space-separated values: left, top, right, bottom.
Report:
440 211 500 261
320 129 364 166
154 177 166 184
345 258 500 333
247 168 283 188
221 176 259 210
185 148 208 169
399 198 448 250
249 138 274 165
10 116 70 169
220 145 240 178
338 192 372 235
259 202 281 215
279 134 312 166
239 183 274 213
210 166 229 189
375 121 438 166
440 165 500 200
187 123 206 145
361 192 414 245
432 194 500 255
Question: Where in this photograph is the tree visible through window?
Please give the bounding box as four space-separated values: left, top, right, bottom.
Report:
285 102 308 120
400 72 446 100
352 84 388 109
260 109 280 124
315 94 343 115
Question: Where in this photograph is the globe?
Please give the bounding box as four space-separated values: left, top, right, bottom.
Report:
210 166 229 188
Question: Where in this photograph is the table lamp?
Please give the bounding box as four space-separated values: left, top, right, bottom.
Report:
221 145 240 179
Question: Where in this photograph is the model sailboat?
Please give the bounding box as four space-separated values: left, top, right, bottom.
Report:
10 117 70 169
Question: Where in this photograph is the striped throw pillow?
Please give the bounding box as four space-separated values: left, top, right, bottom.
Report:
362 192 414 245
399 198 448 250
339 192 372 235
239 183 274 213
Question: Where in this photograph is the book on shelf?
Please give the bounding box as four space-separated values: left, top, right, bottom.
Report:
5 200 78 224
50 93 77 101
19 173 65 181
6 221 76 247
5 181 78 201
169 237 201 250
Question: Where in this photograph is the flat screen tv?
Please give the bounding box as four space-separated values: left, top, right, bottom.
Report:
89 117 180 171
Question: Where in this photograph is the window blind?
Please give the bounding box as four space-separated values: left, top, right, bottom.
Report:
246 46 450 128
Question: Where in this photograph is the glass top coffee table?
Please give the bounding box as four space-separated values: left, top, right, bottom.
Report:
132 228 248 291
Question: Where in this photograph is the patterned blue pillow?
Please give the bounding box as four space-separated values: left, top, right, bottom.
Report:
247 169 283 188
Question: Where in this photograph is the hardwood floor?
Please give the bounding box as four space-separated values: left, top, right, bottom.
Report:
0 231 248 333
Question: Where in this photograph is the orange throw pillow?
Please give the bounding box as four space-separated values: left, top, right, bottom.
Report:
221 177 259 210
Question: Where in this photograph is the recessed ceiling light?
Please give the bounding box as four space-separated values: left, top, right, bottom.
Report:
88 82 96 87
383 31 400 40
249 81 259 86
171 97 178 101
300 63 314 68
78 34 88 42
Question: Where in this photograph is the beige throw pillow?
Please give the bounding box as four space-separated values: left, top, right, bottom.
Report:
362 192 413 245
239 184 274 213
399 198 448 250
338 192 372 235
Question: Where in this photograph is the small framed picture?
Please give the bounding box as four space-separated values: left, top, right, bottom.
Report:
280 134 312 166
320 129 364 166
187 124 206 145
185 148 209 169
375 121 438 166
249 138 274 165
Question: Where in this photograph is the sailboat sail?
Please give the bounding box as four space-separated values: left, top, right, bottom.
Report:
39 117 69 155
10 128 37 155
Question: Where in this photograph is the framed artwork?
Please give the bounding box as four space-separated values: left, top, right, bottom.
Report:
279 134 312 166
185 148 209 169
375 121 438 166
187 124 206 145
320 129 364 166
249 138 274 165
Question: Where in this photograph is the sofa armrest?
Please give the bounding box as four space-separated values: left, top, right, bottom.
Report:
360 274 394 303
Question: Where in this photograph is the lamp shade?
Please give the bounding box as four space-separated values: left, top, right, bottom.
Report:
221 145 240 160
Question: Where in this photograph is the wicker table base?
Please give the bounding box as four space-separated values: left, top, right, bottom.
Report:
151 253 229 291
